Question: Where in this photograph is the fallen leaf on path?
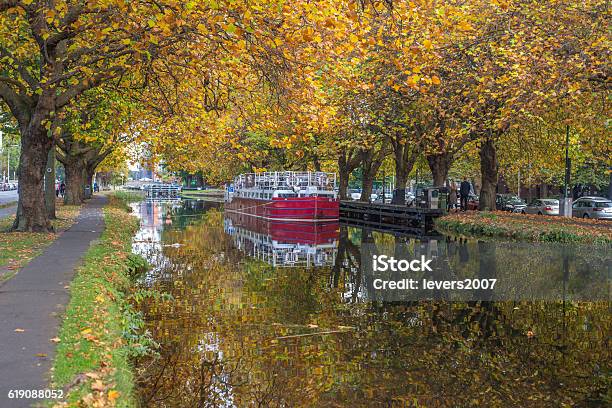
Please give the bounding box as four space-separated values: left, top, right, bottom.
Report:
14 328 25 332
35 353 48 357
91 380 105 391
108 390 120 402
50 337 61 343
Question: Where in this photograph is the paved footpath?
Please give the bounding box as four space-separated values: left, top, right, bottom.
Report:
0 190 18 220
0 195 107 408
0 204 17 219
0 190 18 205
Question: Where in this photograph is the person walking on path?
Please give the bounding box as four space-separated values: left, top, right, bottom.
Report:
449 180 458 212
460 177 471 211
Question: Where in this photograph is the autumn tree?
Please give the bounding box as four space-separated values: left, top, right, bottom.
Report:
1 0 328 230
0 0 190 230
440 0 609 209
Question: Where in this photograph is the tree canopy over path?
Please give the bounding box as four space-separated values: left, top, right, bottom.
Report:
1 0 609 228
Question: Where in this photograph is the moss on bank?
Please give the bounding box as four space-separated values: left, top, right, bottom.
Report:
436 211 612 245
51 194 150 407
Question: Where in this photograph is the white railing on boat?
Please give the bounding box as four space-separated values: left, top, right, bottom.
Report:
232 171 336 191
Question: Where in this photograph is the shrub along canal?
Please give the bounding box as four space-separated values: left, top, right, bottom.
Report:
130 199 610 407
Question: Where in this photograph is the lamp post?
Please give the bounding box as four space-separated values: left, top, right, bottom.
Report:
7 144 18 182
0 130 4 182
564 125 571 199
561 125 572 217
381 169 386 204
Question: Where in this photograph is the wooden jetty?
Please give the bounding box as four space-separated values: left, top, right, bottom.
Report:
340 201 443 234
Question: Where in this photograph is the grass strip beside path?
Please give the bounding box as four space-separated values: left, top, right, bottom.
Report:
436 211 612 245
51 194 148 408
0 203 81 282
0 200 17 210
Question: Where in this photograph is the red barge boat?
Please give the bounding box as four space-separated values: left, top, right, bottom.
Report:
225 171 339 221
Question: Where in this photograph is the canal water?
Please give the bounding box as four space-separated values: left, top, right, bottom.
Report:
131 199 610 407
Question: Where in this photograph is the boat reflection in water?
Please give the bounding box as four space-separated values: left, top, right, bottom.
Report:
223 211 338 268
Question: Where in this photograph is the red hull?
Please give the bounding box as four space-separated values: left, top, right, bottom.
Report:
225 211 338 245
225 197 339 221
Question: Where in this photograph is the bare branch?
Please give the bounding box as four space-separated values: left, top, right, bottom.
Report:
0 82 30 128
0 0 18 12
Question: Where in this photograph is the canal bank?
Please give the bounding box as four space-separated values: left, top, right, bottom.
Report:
436 211 612 244
49 194 150 407
129 199 610 407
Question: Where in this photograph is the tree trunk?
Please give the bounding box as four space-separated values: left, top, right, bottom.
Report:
312 154 322 172
479 138 498 211
45 147 56 219
360 172 374 202
85 168 94 198
391 144 413 205
83 168 93 199
64 160 85 205
339 169 350 200
390 133 421 205
337 150 361 200
427 152 452 187
338 154 351 200
13 127 53 232
392 177 408 205
359 145 387 203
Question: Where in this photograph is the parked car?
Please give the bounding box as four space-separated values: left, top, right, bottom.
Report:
1 182 17 191
496 194 527 212
374 192 393 203
522 198 560 216
349 189 361 201
572 196 612 220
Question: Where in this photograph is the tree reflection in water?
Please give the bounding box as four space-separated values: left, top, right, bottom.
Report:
134 205 610 408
